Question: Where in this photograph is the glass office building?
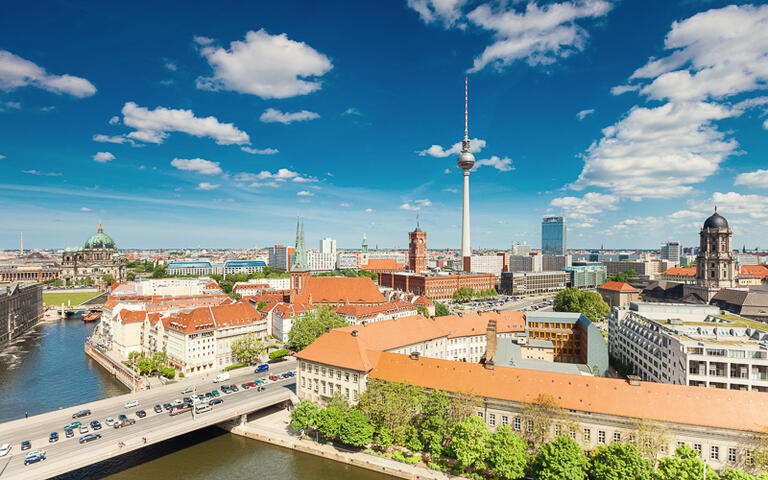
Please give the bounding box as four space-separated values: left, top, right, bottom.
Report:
542 216 566 255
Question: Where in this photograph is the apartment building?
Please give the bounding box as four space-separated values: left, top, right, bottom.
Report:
499 271 569 296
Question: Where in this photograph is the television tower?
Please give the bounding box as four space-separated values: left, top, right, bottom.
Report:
458 77 475 260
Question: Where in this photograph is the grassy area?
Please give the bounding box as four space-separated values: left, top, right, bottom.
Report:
43 291 102 306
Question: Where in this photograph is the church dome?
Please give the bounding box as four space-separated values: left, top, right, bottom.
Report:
84 223 116 249
703 210 729 229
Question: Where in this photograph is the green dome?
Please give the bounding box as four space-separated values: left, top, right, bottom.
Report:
84 223 116 249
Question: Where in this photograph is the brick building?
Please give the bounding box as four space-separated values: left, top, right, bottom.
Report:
378 272 495 300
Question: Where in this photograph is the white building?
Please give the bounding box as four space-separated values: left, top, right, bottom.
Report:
111 277 221 297
609 302 768 392
223 260 266 275
232 277 291 297
333 301 418 325
166 261 213 276
272 303 308 343
320 237 336 255
307 250 336 271
465 255 504 277
337 252 359 270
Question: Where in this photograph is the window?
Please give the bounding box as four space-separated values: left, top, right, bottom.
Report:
598 431 606 444
314 365 319 374
502 416 508 426
613 432 621 443
301 378 305 388
711 446 719 460
329 368 333 377
313 379 318 392
677 441 686 448
747 451 754 466
329 383 334 395
353 389 358 401
337 370 341 380
321 367 326 376
301 362 306 371
353 374 358 382
321 382 326 395
555 425 561 437
569 428 576 440
526 420 533 433
584 429 591 442
345 388 350 399
345 372 350 381
477 412 484 420
728 448 736 463
694 444 702 456
514 417 521 431
489 414 496 426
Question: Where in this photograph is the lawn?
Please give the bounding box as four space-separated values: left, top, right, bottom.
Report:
43 291 102 306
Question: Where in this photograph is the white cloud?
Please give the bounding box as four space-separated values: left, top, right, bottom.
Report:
444 168 451 174
241 146 278 155
602 216 664 236
466 0 613 72
550 192 618 218
108 116 119 125
667 209 704 220
23 169 62 176
415 199 432 207
259 108 320 124
418 138 486 157
734 169 768 189
196 29 333 99
80 207 91 212
407 0 467 27
93 152 115 163
193 35 213 46
576 108 594 120
365 208 374 213
121 102 250 145
443 188 458 193
196 182 220 191
339 202 351 207
297 190 314 196
235 168 316 184
610 84 639 96
0 154 5 159
401 199 432 210
343 107 362 116
0 50 96 97
171 158 222 175
93 134 134 145
473 155 514 172
0 100 21 111
165 62 177 71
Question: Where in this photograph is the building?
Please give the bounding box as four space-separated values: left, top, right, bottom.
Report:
604 259 668 278
232 278 291 296
542 216 566 256
710 288 768 323
597 281 641 308
458 77 475 262
684 210 736 302
272 302 308 343
306 250 337 271
542 254 572 271
661 241 682 266
378 272 495 300
609 302 768 391
61 223 127 287
360 258 405 274
0 283 42 346
165 261 213 276
333 301 418 325
463 255 504 277
526 311 608 371
320 237 336 255
408 222 427 273
0 264 60 283
267 245 294 272
507 254 542 273
223 260 266 275
512 242 532 256
659 266 697 284
564 265 607 289
499 271 569 296
111 277 222 297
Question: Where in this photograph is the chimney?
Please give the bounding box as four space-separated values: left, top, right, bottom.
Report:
484 360 495 370
409 351 420 360
361 320 367 327
627 375 641 386
325 327 331 333
351 329 358 337
484 316 498 364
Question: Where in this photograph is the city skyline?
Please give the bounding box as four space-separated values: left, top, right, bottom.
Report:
2 1 768 250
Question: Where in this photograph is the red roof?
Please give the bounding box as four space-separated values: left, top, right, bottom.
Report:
362 258 405 271
662 267 696 277
598 281 639 293
119 310 147 323
740 265 768 279
294 277 387 305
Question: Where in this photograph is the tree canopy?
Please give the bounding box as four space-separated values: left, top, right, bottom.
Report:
590 442 654 480
435 302 450 317
289 400 318 432
450 416 491 471
287 305 349 351
654 445 719 480
339 409 374 447
531 435 589 480
231 333 266 364
553 288 610 322
487 424 530 480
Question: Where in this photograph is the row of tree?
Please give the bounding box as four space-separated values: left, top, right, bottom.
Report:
553 288 610 323
127 351 175 378
287 306 349 351
605 269 638 284
291 394 375 447
452 286 498 303
312 269 377 279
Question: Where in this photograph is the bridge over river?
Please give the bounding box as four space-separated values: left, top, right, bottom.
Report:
0 361 297 480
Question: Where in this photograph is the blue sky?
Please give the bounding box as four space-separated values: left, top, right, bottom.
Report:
1 0 768 251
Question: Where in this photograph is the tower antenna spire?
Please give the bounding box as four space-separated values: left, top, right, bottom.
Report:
464 76 469 141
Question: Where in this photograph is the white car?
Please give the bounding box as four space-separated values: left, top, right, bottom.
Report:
25 449 45 458
105 417 116 427
79 425 88 434
0 444 10 457
124 400 139 408
181 386 194 395
172 399 182 406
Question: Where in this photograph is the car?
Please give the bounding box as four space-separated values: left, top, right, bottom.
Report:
211 390 220 397
118 414 128 423
208 398 223 406
154 404 163 413
72 409 91 419
114 418 135 428
24 452 46 466
221 386 231 394
195 404 212 414
136 410 146 418
163 403 172 411
181 386 195 394
204 392 212 398
49 432 58 443
230 384 239 392
255 363 269 373
90 420 102 430
172 399 183 406
286 371 295 377
124 400 139 409
0 444 11 457
269 375 278 381
79 425 88 434
241 383 250 390
105 417 116 427
65 421 81 430
256 386 265 392
183 397 192 404
169 404 192 416
21 440 31 451
79 433 101 444
64 429 74 438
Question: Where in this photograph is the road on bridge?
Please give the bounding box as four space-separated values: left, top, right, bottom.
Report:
0 361 297 480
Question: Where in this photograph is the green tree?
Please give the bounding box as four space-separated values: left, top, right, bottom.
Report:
531 435 589 480
719 469 763 480
654 445 719 480
150 264 167 278
418 389 452 457
553 288 610 322
435 302 450 317
631 419 671 465
126 272 136 281
339 409 374 447
269 348 290 361
231 333 266 364
287 306 349 351
520 394 568 447
589 443 654 480
405 425 424 452
376 426 392 451
450 416 491 470
151 351 169 370
326 391 351 413
487 424 530 480
256 300 267 310
416 305 430 317
102 274 115 285
453 286 474 303
290 400 319 432
316 406 344 440
357 379 425 445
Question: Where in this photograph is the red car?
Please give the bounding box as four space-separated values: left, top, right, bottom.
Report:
269 375 278 381
246 381 257 387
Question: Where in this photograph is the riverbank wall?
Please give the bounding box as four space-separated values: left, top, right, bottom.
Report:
84 342 141 391
223 408 464 480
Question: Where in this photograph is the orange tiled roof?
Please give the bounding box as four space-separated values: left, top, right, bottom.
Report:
333 301 417 319
362 258 405 271
598 281 639 293
740 265 768 279
119 310 147 323
295 277 387 304
662 267 696 277
436 311 525 338
369 352 768 434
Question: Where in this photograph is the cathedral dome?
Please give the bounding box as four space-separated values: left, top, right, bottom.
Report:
703 211 728 229
84 223 116 249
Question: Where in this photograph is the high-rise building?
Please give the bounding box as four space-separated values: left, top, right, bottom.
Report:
319 237 336 255
660 241 681 266
542 216 566 255
512 242 532 256
408 222 427 273
458 77 475 263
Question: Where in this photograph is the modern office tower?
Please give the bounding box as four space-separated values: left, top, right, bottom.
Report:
542 216 566 255
319 237 337 255
661 241 681 265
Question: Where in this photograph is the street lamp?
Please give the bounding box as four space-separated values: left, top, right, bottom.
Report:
191 383 196 421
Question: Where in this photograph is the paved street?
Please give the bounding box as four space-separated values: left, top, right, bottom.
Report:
0 360 297 480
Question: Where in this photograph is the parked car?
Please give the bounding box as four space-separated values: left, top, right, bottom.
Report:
163 403 172 411
79 425 88 434
181 386 194 394
105 417 116 427
64 429 74 438
209 398 223 406
255 363 269 373
49 432 58 443
21 440 31 451
79 433 101 444
172 399 183 406
0 444 11 457
118 414 128 423
230 384 239 392
221 386 231 394
241 383 250 390
135 410 146 418
195 404 212 414
64 421 81 430
90 420 102 430
211 390 220 397
154 405 163 413
24 452 46 466
124 400 139 409
72 409 91 419
269 375 278 381
114 418 135 428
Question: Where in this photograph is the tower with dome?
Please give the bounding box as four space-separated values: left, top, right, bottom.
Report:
61 223 127 287
683 209 736 302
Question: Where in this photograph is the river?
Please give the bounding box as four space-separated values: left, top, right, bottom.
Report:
0 317 391 480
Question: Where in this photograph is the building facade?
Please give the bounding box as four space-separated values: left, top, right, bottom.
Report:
267 245 294 272
565 265 607 289
500 271 569 296
378 272 495 300
598 281 641 308
0 283 42 346
408 224 427 273
661 241 682 266
61 224 127 287
542 216 566 255
165 261 213 276
684 210 736 302
464 255 504 277
223 260 266 275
